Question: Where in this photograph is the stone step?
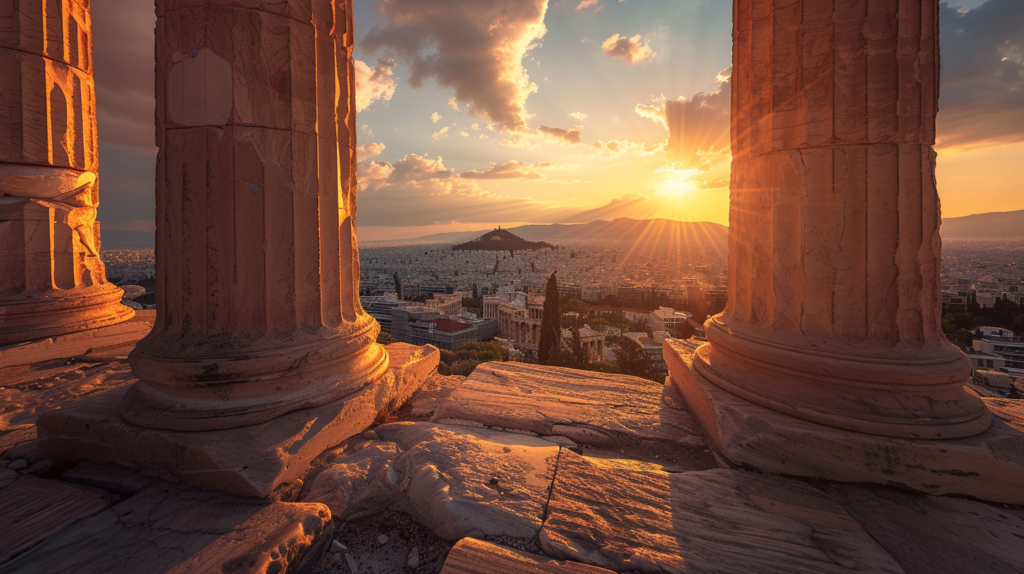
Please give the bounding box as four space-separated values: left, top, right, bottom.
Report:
539 451 905 574
432 362 715 468
0 485 330 574
0 474 112 565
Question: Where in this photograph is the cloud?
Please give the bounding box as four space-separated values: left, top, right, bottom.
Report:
357 154 577 226
432 127 450 141
357 143 386 159
568 111 588 120
354 58 397 112
448 97 460 112
431 112 442 124
938 0 1024 148
692 178 729 190
592 139 664 156
461 160 546 180
362 0 549 132
601 34 655 64
576 0 599 10
635 69 731 169
92 0 157 154
538 125 584 144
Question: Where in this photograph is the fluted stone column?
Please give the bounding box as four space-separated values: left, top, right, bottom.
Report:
694 0 990 439
122 0 388 431
0 0 133 346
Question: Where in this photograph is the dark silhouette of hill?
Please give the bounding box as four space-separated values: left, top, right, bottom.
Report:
942 211 1024 238
452 228 556 252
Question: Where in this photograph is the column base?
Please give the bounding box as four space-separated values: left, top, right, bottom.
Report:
665 339 1024 505
0 311 153 368
0 283 136 347
37 343 439 497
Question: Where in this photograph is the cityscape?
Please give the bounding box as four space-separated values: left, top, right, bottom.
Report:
101 232 1024 397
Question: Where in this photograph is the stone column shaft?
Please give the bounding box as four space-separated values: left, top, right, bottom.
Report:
122 0 388 431
696 0 990 439
0 0 133 346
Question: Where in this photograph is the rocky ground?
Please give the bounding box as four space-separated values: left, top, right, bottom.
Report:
1 356 1024 573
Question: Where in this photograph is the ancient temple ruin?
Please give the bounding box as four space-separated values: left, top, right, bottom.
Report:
0 0 137 350
1 0 1023 572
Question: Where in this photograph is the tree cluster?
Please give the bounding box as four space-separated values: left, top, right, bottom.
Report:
438 341 509 377
942 296 1024 337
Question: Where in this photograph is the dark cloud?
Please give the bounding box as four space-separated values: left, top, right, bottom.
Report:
361 0 549 131
96 145 155 231
938 0 1024 148
92 0 157 154
91 1 158 229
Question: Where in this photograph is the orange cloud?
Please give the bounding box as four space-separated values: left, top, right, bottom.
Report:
357 142 386 159
602 34 654 64
354 58 397 112
635 69 731 169
461 160 546 180
357 154 577 226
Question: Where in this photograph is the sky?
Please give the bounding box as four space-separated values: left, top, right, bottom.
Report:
92 0 1024 241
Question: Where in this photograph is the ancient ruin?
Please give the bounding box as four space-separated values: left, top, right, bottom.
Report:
2 0 1024 572
33 0 440 498
666 0 1024 504
0 0 137 355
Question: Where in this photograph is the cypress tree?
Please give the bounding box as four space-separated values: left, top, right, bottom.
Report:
539 272 562 365
571 325 587 368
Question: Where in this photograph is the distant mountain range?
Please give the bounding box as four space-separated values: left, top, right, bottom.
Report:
384 218 729 248
941 210 1024 239
100 210 1024 251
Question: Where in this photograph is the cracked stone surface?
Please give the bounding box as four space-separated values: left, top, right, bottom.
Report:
379 422 560 542
432 363 714 468
0 360 137 429
539 451 904 574
302 441 400 522
0 485 330 574
825 483 1024 574
406 374 467 419
440 537 615 574
303 422 562 543
0 474 112 564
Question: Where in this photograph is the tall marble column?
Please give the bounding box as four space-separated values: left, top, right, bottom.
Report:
121 0 388 431
0 0 134 346
694 0 990 439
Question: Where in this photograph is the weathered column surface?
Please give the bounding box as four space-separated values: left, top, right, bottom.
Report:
121 0 388 431
0 0 133 346
694 0 990 439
